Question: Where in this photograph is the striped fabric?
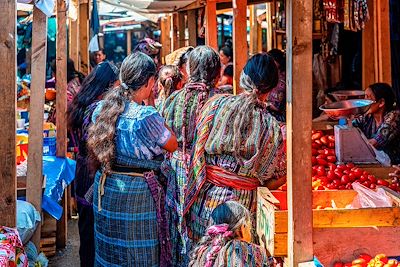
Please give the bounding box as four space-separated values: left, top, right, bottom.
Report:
191 239 269 267
185 94 287 240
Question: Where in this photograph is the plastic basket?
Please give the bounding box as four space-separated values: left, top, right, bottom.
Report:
43 137 56 156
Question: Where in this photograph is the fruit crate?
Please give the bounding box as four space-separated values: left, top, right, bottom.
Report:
256 187 400 265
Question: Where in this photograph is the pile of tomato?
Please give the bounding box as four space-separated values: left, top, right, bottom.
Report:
334 253 399 267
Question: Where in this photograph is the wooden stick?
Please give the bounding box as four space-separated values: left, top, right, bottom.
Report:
69 0 79 66
27 7 47 250
0 0 17 228
79 2 89 75
286 0 314 265
232 0 248 95
56 0 68 249
205 0 218 49
126 30 132 55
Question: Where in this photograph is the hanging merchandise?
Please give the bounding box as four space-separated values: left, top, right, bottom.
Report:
323 0 340 23
343 0 369 31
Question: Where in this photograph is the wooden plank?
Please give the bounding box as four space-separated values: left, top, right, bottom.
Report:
69 0 79 65
56 0 68 249
0 0 17 228
27 6 47 250
232 0 248 95
378 0 391 84
178 12 186 47
286 0 313 265
266 3 273 51
187 9 197 47
314 227 400 265
79 2 89 75
249 5 259 55
171 13 179 51
205 0 218 49
160 16 172 62
40 237 56 246
126 30 132 55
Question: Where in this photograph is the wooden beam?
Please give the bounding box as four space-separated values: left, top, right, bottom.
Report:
205 0 218 49
232 0 248 95
178 11 186 47
0 0 17 228
286 0 314 265
266 3 273 51
377 0 391 84
171 13 179 51
79 2 89 75
249 5 260 55
27 6 47 250
126 30 132 55
69 0 79 66
160 16 172 62
187 9 197 47
56 0 68 249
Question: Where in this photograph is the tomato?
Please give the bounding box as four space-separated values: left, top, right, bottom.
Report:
338 185 346 190
328 142 335 148
327 155 336 163
353 168 363 178
333 179 341 186
327 183 337 189
312 143 321 149
352 258 367 267
328 163 336 171
362 180 371 188
346 183 353 189
316 154 326 160
312 132 323 140
363 171 369 176
312 156 317 166
377 179 390 187
333 262 344 267
370 183 376 189
312 149 318 156
320 136 329 145
346 162 355 168
334 170 343 178
367 175 377 184
317 186 325 190
343 170 350 175
359 254 372 262
337 164 347 171
360 175 368 182
349 172 357 182
315 140 322 146
389 183 398 191
343 263 352 267
317 159 328 166
327 171 337 181
341 175 350 185
328 135 335 142
375 254 388 264
317 168 326 176
318 149 325 154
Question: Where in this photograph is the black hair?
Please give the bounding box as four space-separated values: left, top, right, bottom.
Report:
51 58 85 83
177 47 194 69
187 46 221 87
220 45 233 61
267 49 286 72
369 83 397 112
223 64 233 77
241 53 279 94
67 61 119 130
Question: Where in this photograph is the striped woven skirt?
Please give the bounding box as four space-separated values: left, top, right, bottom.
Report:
93 170 160 267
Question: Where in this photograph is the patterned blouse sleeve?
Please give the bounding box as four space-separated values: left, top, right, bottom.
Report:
225 241 270 267
137 111 172 148
373 111 400 148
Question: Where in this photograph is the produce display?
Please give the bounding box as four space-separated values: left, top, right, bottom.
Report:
279 130 400 192
334 253 399 267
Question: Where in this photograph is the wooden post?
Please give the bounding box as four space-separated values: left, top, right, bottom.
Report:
286 0 314 265
266 3 273 51
0 0 17 228
171 13 179 51
362 0 391 88
249 5 259 55
160 16 172 62
187 9 197 47
27 6 47 250
205 0 218 49
232 0 248 95
69 0 79 66
79 1 89 75
178 11 186 47
127 30 132 55
55 0 68 249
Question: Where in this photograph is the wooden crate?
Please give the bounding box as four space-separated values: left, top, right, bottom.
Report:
257 187 400 265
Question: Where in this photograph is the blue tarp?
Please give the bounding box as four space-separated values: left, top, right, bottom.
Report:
41 156 76 220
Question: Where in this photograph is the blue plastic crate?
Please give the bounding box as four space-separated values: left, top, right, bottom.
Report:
43 137 56 156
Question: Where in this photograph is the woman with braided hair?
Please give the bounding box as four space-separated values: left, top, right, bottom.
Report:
87 52 178 266
185 53 287 241
161 45 221 266
189 201 270 267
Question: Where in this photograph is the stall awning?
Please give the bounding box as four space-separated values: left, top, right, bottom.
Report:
100 0 196 13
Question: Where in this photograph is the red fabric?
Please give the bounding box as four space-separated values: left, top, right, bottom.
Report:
206 165 260 191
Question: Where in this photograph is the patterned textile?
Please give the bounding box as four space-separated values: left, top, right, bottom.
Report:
190 239 269 267
267 71 286 122
185 94 286 240
67 77 81 104
353 110 400 164
165 46 193 66
0 227 28 267
162 83 213 266
91 102 172 266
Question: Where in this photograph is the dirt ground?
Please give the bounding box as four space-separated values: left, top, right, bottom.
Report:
48 218 80 267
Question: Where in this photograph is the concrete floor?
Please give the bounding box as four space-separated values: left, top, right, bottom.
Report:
48 218 80 267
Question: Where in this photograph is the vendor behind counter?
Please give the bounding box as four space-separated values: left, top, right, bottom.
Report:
352 83 400 165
